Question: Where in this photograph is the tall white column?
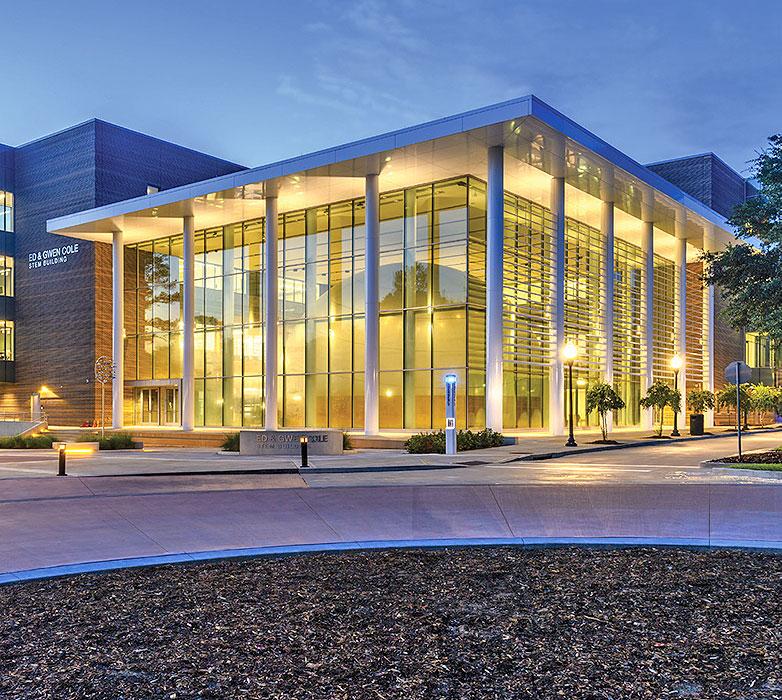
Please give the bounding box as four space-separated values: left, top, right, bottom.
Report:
675 220 688 426
264 195 279 430
601 199 615 433
703 225 716 429
111 230 124 429
182 215 195 432
641 216 655 431
549 175 566 436
485 145 504 431
364 172 380 435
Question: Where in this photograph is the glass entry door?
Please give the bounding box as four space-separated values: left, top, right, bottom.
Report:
135 387 179 426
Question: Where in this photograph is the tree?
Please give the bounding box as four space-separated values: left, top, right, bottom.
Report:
716 384 752 431
640 381 681 437
585 382 625 442
703 134 782 342
748 383 781 424
687 389 715 415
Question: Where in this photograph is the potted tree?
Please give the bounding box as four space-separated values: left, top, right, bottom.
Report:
585 382 625 444
640 381 681 438
687 389 715 436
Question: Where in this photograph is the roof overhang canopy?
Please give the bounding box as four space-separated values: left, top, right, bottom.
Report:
47 95 736 251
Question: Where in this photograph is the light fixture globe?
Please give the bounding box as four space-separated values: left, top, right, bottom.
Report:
562 340 578 363
671 353 684 371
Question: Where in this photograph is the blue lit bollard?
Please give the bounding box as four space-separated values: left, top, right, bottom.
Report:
444 374 457 456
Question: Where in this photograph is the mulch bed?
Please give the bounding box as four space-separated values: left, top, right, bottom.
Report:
1 547 781 699
720 451 782 464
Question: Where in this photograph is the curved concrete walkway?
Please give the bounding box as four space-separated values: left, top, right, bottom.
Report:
1 477 781 583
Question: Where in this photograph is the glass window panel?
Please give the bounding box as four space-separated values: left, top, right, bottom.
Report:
244 220 263 271
139 242 154 285
404 245 430 308
353 255 365 313
305 373 328 427
283 212 306 265
433 308 466 368
432 243 467 306
306 260 329 318
330 317 352 373
204 228 223 278
223 376 242 427
329 256 352 316
283 321 305 374
205 377 223 426
195 331 205 378
353 200 366 258
379 191 404 251
433 178 468 245
153 334 169 379
284 375 305 427
379 313 403 371
243 324 263 376
353 316 365 372
379 371 403 429
205 330 223 377
329 373 353 428
329 201 353 259
203 277 223 327
243 375 263 427
379 251 403 311
404 370 431 429
138 335 153 380
223 326 243 377
224 273 243 326
353 372 364 429
170 332 183 378
306 319 328 374
467 369 485 429
282 265 305 320
306 206 330 261
223 224 243 274
244 270 262 325
404 309 431 370
195 379 205 427
194 231 206 280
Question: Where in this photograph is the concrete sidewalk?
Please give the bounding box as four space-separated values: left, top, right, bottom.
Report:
1 479 781 583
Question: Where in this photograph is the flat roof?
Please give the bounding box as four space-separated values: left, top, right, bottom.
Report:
47 95 734 247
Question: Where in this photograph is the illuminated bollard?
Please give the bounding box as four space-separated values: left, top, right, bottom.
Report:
300 435 308 469
58 445 66 476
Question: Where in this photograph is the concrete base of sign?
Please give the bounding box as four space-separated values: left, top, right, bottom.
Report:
239 429 343 456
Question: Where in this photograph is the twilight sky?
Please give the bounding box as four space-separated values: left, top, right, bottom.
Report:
2 0 780 176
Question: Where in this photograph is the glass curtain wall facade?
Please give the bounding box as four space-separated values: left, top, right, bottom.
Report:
123 174 689 431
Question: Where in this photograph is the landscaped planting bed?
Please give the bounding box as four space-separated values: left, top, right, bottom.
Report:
1 547 781 699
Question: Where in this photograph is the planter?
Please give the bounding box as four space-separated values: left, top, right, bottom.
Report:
689 413 705 436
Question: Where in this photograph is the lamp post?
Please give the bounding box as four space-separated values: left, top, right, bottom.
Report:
671 353 683 437
563 341 578 447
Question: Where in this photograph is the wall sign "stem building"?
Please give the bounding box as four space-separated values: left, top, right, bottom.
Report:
28 243 80 269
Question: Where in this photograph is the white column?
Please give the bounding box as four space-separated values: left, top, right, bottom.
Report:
182 215 195 432
549 175 566 436
364 172 380 435
674 218 688 427
485 145 504 431
111 230 124 429
703 225 716 429
641 215 655 431
601 199 615 433
264 195 279 430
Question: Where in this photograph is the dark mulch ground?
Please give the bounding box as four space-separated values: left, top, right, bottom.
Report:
721 451 782 464
1 547 781 699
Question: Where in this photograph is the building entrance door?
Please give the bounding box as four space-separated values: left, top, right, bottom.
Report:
134 387 179 426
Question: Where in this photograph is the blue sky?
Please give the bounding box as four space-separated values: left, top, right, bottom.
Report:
2 0 780 175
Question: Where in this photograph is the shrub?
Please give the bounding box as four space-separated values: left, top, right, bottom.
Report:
405 428 504 454
222 433 240 452
342 433 353 451
76 431 136 450
0 434 55 449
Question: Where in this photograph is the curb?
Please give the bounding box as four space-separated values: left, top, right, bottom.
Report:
3 536 782 585
514 426 782 462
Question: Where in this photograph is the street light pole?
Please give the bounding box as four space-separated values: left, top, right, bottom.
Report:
563 341 578 447
671 353 683 437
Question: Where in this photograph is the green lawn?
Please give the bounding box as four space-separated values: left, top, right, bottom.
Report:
726 463 782 472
